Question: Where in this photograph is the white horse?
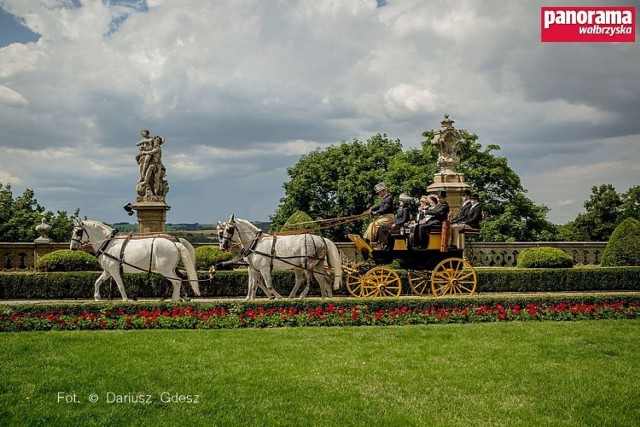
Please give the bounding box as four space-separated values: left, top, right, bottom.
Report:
70 218 200 301
219 216 342 299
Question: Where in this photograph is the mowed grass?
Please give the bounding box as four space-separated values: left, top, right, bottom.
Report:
1 321 639 426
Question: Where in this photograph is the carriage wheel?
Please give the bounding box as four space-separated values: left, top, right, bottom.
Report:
344 266 365 298
408 270 431 296
363 266 402 298
430 258 477 297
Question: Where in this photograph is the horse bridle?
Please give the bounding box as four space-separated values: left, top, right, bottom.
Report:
71 224 90 250
220 222 236 251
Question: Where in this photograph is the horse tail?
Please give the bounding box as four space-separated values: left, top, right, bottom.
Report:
323 238 343 291
177 239 201 296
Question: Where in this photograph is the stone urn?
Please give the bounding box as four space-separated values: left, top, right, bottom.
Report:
35 218 53 243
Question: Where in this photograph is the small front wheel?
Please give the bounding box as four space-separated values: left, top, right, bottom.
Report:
363 266 402 298
431 258 477 297
408 270 431 296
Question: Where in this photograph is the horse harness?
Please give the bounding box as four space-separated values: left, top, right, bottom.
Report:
94 231 183 280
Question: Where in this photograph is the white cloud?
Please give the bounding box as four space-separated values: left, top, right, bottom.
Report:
0 0 637 226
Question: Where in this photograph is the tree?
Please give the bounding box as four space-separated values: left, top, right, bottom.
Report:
620 185 640 221
561 184 622 241
272 131 557 242
271 134 403 240
0 182 78 242
420 130 558 242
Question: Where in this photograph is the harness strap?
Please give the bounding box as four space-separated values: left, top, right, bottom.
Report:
118 234 131 280
270 235 277 272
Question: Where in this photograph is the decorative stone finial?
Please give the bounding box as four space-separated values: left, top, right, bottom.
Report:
431 114 465 175
35 218 53 243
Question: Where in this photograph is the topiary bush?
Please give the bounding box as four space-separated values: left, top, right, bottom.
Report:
34 250 101 272
516 247 574 268
280 211 319 234
601 218 640 267
195 245 234 270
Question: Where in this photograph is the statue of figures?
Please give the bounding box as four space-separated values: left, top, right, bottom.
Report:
431 114 465 174
135 130 169 201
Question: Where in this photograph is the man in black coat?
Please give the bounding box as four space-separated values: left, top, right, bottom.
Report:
451 189 472 224
450 193 482 248
364 182 394 243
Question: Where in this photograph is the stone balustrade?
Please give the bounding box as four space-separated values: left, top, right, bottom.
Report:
0 240 608 271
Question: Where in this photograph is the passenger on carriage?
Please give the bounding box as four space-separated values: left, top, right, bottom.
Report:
378 193 414 250
363 182 394 244
409 195 436 245
414 190 450 249
450 193 482 248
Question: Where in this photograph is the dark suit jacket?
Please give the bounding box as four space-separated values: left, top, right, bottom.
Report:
424 202 450 227
452 200 471 223
371 193 393 216
393 205 411 228
465 203 482 229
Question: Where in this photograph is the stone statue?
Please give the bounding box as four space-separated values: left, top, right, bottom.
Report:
431 114 465 175
135 130 169 201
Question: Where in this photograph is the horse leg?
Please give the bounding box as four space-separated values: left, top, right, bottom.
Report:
111 273 129 301
169 278 182 301
260 270 282 299
246 269 258 300
94 271 111 301
314 265 332 298
288 269 304 298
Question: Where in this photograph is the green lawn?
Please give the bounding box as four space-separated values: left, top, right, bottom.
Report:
1 321 639 426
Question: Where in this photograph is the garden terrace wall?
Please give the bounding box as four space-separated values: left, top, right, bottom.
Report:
1 241 607 271
1 267 639 300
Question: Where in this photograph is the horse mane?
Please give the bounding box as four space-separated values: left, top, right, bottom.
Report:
235 218 261 234
83 219 114 234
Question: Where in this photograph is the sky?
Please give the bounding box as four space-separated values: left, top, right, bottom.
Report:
0 0 638 227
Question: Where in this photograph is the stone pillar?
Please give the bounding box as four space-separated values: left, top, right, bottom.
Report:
33 218 54 263
133 201 170 234
427 174 471 215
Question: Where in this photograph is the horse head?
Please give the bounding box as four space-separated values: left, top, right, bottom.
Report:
220 215 236 251
70 218 89 251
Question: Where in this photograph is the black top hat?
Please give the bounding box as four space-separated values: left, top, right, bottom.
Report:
462 189 471 196
437 190 447 197
470 193 480 200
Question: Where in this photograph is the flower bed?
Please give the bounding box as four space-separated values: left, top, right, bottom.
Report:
2 295 639 332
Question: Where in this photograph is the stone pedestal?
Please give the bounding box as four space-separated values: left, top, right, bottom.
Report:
427 173 472 215
133 201 170 234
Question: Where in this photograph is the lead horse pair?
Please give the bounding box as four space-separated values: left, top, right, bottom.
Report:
218 216 343 299
70 218 200 301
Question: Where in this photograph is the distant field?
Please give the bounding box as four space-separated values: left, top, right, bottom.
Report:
1 320 639 426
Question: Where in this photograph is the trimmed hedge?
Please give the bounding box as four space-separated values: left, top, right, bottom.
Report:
1 266 639 300
602 218 640 267
194 245 234 270
517 247 574 268
34 250 101 272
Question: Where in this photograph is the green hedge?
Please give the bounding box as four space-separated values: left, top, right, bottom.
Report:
34 249 101 272
516 247 574 268
1 266 640 300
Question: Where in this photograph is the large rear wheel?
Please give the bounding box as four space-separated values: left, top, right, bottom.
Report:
430 258 477 297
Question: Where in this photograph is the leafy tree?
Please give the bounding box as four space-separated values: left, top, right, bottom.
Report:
620 185 640 221
272 130 557 242
560 184 622 241
0 182 79 243
271 134 403 240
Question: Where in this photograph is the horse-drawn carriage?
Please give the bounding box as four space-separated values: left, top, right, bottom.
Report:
342 224 477 298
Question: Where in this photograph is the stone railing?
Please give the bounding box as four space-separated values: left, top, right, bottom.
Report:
0 242 69 271
0 240 608 271
336 241 608 267
464 241 607 267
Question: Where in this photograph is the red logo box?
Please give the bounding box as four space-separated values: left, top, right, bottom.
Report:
541 6 635 42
